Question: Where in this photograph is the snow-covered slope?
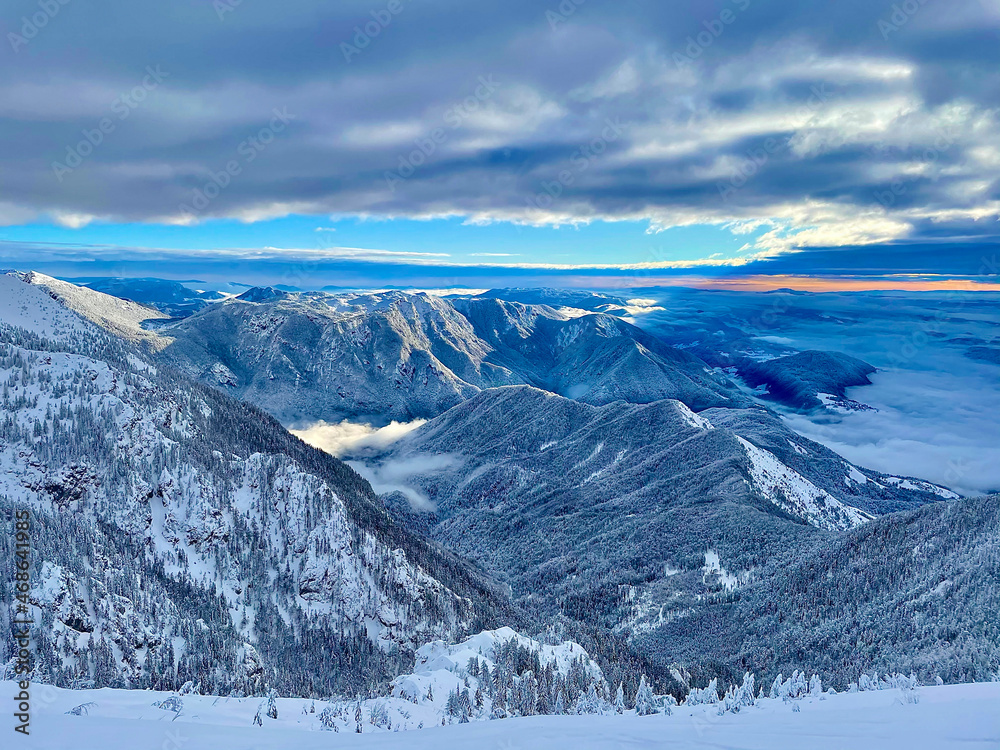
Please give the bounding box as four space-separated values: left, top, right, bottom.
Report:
709 492 1000 689
0 272 89 340
736 436 873 530
14 680 999 749
0 275 512 696
19 271 171 348
705 406 957 512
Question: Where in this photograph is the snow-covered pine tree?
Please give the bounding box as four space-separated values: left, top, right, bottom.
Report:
635 675 657 716
809 674 822 697
769 673 784 699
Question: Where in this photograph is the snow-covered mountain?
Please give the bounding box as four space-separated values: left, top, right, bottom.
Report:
123 287 749 424
3 271 992 702
0 273 514 696
351 385 967 676
452 297 743 410
460 288 663 317
704 407 960 509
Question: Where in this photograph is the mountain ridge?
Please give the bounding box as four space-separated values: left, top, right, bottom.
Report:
136 288 749 424
350 386 951 643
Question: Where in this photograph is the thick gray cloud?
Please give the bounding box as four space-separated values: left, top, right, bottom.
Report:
1 0 998 260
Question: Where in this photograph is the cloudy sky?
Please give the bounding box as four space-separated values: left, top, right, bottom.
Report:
1 0 998 288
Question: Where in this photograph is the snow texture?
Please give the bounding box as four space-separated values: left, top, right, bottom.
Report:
12 680 999 749
737 436 873 530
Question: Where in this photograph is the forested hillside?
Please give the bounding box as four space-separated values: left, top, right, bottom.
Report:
0 274 516 696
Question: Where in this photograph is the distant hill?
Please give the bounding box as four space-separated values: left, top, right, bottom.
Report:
737 350 877 410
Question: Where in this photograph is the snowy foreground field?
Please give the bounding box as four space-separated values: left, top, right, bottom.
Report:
13 681 1000 750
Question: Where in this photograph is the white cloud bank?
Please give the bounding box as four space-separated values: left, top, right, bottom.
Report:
783 368 1000 498
290 419 426 457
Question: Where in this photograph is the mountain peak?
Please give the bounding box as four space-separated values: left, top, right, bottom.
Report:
235 286 291 303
